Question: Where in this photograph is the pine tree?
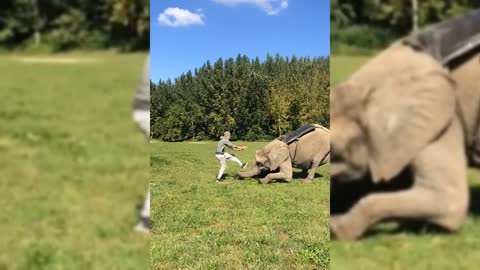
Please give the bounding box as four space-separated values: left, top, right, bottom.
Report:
150 55 330 141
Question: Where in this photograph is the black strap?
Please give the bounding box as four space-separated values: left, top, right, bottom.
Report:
289 139 299 164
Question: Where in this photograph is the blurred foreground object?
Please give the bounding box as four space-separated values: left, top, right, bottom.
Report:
331 9 480 240
133 55 150 233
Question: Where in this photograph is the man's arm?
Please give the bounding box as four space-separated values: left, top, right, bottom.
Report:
232 144 247 151
225 140 237 149
225 140 247 151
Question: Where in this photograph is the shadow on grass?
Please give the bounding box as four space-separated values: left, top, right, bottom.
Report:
469 186 480 216
230 170 324 184
362 221 450 239
150 155 172 166
331 169 413 215
292 171 323 179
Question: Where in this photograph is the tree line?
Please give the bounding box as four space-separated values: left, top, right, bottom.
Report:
151 54 329 142
331 0 480 52
0 0 149 51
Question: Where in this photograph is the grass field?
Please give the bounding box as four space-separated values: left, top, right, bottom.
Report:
0 52 149 269
150 141 330 269
331 55 480 269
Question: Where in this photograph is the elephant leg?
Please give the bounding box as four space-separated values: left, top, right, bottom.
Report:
331 187 449 240
260 161 293 184
302 160 319 183
303 152 329 183
331 120 468 240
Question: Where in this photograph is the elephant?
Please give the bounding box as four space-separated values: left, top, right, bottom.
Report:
330 10 480 240
235 124 330 184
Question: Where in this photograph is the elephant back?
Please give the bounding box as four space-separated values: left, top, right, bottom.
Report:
278 124 326 144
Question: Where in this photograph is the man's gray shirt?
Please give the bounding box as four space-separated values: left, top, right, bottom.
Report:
216 136 236 154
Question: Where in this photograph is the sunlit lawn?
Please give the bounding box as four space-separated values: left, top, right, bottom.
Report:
151 141 330 269
0 52 149 269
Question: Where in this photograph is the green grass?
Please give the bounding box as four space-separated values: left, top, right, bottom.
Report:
331 54 480 269
0 52 149 269
330 55 372 85
330 44 378 58
151 141 330 269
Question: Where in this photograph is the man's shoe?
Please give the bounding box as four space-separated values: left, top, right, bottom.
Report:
216 178 225 183
241 162 248 169
134 216 150 233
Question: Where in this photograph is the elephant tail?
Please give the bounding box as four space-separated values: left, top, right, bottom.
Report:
320 151 330 164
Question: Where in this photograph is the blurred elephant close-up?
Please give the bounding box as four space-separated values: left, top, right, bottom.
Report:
235 124 330 184
330 10 480 240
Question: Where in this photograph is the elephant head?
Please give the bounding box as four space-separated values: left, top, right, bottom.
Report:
331 66 456 184
235 139 290 179
330 82 371 182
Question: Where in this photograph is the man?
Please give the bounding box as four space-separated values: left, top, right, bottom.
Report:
133 55 150 233
215 131 248 183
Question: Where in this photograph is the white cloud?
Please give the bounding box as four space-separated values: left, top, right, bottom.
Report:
158 7 205 27
211 0 289 15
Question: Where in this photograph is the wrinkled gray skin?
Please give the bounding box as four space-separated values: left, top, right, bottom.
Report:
331 40 480 240
236 125 330 184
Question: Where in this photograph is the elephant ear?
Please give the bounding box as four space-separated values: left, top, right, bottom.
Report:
267 141 290 171
365 71 455 183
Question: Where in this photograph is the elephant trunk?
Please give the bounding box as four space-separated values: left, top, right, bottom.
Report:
235 165 261 179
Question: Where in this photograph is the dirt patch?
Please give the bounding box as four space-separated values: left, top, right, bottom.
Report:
225 245 244 266
279 232 289 241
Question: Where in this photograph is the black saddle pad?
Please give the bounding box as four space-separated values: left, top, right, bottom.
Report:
278 124 317 144
403 9 480 65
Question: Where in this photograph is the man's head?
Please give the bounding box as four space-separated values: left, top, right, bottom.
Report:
224 131 231 140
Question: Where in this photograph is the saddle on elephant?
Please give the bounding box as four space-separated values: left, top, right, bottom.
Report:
278 124 328 145
403 9 480 66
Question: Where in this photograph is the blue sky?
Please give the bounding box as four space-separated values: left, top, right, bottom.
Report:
150 0 330 82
